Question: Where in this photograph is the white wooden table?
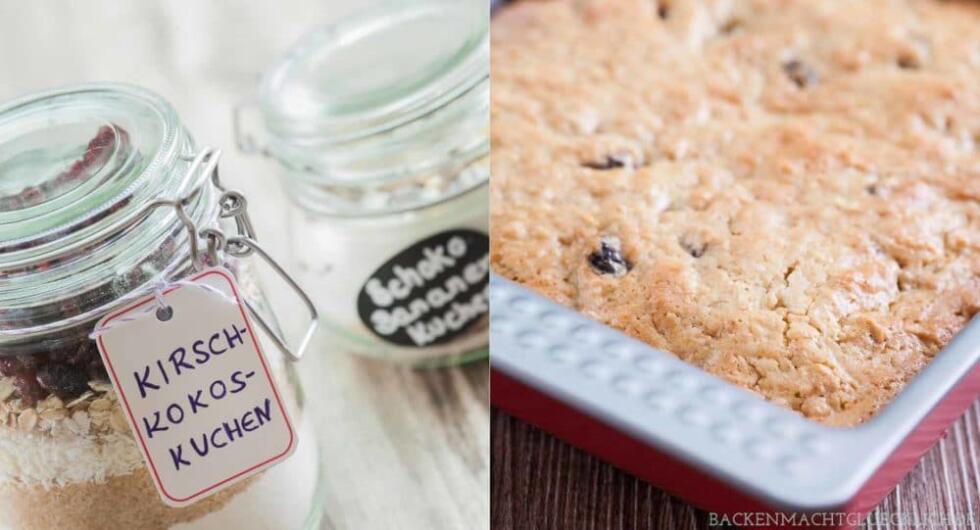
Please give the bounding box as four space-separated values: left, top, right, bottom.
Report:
0 2 490 528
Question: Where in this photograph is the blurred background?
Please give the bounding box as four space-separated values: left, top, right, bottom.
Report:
0 2 489 529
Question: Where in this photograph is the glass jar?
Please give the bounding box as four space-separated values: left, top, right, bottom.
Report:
0 84 323 530
236 0 490 366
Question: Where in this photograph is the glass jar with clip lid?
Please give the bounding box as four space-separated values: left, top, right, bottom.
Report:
235 0 490 366
0 83 324 530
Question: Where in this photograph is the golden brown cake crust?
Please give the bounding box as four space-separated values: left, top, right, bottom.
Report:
490 0 980 426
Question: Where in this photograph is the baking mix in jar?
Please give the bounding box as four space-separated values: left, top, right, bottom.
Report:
0 84 323 530
236 0 490 366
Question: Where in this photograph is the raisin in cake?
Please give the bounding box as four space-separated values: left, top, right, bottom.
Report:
490 0 980 426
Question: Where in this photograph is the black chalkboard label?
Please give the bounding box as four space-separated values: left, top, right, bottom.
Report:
357 229 489 348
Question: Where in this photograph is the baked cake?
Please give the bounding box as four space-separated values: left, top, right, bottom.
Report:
490 0 980 426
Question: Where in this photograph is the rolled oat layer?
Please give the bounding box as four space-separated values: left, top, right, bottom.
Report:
0 386 251 530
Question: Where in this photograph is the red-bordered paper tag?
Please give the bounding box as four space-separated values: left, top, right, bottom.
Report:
94 267 296 508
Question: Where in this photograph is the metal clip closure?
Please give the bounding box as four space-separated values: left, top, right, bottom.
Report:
225 236 318 363
163 147 318 362
218 190 257 256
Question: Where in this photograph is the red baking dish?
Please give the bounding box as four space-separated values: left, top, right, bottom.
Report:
490 275 980 530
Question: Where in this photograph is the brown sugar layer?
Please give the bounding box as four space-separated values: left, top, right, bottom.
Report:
0 384 248 530
491 0 980 426
0 468 251 530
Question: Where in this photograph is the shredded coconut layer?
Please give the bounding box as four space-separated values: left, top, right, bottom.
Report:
0 428 143 487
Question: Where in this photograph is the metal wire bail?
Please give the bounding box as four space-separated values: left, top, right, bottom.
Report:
164 147 318 362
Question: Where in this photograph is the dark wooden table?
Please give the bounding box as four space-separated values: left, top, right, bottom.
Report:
491 401 980 530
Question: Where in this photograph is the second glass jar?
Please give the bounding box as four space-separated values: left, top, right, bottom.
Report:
237 0 490 366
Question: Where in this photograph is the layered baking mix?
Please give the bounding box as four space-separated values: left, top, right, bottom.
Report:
491 0 980 426
0 125 315 530
0 282 312 530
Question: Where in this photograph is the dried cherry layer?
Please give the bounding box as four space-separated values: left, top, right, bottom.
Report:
0 340 107 406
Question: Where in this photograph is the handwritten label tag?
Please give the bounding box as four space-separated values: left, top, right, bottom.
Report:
357 229 489 348
95 267 296 508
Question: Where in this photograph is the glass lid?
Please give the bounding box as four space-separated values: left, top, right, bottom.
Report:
258 0 489 143
0 84 180 245
0 84 211 349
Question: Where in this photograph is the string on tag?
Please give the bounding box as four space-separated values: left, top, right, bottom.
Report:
89 278 238 340
152 284 172 321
